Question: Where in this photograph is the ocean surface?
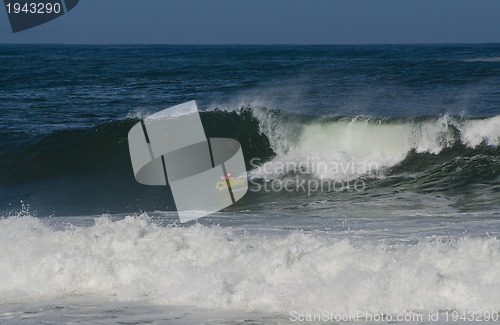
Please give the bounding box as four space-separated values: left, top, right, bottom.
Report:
1 44 500 324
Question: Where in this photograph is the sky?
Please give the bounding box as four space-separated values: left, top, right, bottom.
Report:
1 0 500 44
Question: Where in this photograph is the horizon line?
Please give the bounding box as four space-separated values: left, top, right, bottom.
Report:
1 42 500 46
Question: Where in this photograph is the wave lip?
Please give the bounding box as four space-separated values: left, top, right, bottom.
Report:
459 115 500 147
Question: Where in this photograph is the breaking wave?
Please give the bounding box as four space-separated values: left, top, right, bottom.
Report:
1 106 499 214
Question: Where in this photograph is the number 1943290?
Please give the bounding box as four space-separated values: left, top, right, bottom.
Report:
6 2 61 14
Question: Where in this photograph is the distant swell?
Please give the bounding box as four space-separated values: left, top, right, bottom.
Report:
1 106 499 215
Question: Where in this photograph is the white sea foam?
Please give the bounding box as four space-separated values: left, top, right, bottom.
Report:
249 114 456 180
1 215 499 314
458 115 500 148
244 109 500 180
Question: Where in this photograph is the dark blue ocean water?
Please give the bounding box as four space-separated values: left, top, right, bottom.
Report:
2 44 500 133
1 44 500 324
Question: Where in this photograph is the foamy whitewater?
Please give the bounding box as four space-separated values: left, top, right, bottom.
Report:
1 44 500 323
247 112 500 180
1 215 500 317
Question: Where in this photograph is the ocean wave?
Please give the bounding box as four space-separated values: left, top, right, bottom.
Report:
242 108 500 181
1 107 499 214
0 214 499 314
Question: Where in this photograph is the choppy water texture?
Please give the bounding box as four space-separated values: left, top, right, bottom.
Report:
1 44 500 324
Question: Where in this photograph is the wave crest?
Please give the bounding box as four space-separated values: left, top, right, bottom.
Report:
244 110 500 180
